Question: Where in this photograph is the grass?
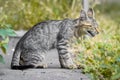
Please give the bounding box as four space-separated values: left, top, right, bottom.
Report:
0 1 120 80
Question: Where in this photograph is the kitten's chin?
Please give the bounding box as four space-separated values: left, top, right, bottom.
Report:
82 34 94 39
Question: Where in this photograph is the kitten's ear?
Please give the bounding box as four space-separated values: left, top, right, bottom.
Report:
87 8 94 18
80 10 87 18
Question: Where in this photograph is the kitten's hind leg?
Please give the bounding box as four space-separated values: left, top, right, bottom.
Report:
36 64 47 68
35 51 48 69
20 50 47 69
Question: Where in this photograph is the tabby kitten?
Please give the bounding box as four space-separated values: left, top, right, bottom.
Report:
11 8 99 70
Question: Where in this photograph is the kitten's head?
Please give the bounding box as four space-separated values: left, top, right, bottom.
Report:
75 8 99 38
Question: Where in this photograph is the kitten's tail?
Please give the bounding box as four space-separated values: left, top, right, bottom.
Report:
11 42 21 69
11 65 35 70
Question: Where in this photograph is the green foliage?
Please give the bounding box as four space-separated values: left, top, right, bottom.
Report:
0 24 16 63
0 37 9 54
76 37 120 80
0 0 81 30
0 55 5 64
0 28 16 39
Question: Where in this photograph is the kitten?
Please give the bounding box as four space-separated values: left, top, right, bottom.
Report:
11 8 99 70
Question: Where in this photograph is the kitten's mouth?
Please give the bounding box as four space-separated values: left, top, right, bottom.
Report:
87 30 95 37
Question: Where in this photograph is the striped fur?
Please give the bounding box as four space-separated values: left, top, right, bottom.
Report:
11 8 99 70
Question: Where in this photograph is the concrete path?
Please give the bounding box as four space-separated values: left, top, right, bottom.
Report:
0 37 90 80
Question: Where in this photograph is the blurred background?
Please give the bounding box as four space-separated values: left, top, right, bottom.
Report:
0 0 120 80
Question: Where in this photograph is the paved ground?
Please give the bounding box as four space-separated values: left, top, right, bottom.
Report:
0 37 90 80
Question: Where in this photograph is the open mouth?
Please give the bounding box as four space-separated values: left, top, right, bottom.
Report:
87 30 95 37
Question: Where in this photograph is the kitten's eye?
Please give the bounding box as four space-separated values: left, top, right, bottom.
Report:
89 25 92 27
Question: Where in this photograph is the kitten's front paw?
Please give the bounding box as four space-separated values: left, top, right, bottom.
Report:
67 64 77 69
60 58 77 69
